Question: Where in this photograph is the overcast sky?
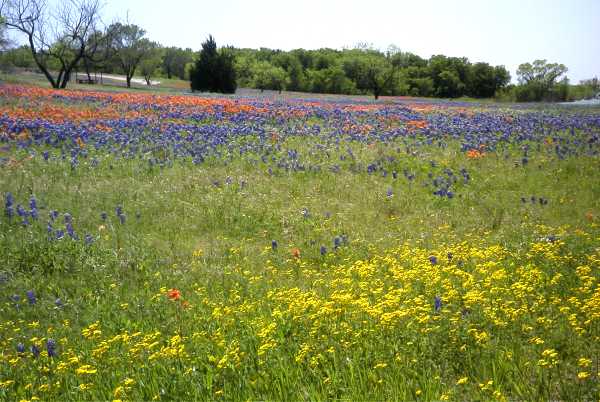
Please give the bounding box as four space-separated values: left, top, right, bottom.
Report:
14 0 600 82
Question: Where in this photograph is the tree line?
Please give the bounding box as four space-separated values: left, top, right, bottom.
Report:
1 0 597 101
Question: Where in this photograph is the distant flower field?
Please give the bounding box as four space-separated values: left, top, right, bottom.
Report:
0 84 599 401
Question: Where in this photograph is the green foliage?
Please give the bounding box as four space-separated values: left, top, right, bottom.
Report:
0 45 36 71
161 47 193 80
138 43 162 85
515 60 569 102
251 61 289 92
568 77 600 101
107 23 154 88
229 46 512 99
190 36 237 94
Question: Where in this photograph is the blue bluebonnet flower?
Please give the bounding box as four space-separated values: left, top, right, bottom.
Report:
46 339 57 357
30 345 40 358
84 234 94 245
55 229 65 240
386 188 393 197
115 206 126 224
63 213 72 224
100 211 107 221
320 246 327 255
434 296 442 312
5 192 14 219
16 343 25 353
66 222 76 239
16 204 27 218
301 208 310 218
333 236 342 250
26 290 36 305
55 298 63 308
49 210 59 220
42 151 49 161
429 256 438 265
447 252 453 262
271 240 278 251
29 196 38 220
10 294 20 303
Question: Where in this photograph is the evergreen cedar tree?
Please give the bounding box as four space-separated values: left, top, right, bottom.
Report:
190 36 237 94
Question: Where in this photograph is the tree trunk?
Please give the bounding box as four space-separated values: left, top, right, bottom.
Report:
126 75 132 88
28 35 58 88
84 58 92 81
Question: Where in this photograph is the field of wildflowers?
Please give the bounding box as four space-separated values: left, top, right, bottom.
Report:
0 83 599 401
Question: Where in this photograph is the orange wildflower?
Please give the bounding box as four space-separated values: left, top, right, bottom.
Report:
167 288 181 301
291 248 300 259
466 149 485 159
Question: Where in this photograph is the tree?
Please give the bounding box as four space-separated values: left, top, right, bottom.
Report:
162 46 192 80
190 35 236 94
467 62 510 98
429 55 470 98
251 61 289 93
2 0 102 88
0 44 35 68
108 22 152 88
516 59 568 101
342 47 399 99
79 28 113 81
139 42 161 85
0 16 11 50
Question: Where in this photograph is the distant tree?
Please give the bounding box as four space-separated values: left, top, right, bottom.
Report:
251 61 289 93
579 77 599 93
233 52 256 87
429 55 470 98
162 46 192 80
344 47 399 99
79 28 113 81
139 42 161 85
0 44 35 68
190 35 236 93
516 59 568 101
467 62 511 98
0 16 11 50
108 23 153 88
2 0 102 88
308 65 355 94
216 46 236 93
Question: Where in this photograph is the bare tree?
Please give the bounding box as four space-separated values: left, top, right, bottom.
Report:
2 0 101 88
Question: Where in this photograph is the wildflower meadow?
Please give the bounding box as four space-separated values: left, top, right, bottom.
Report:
0 83 599 401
